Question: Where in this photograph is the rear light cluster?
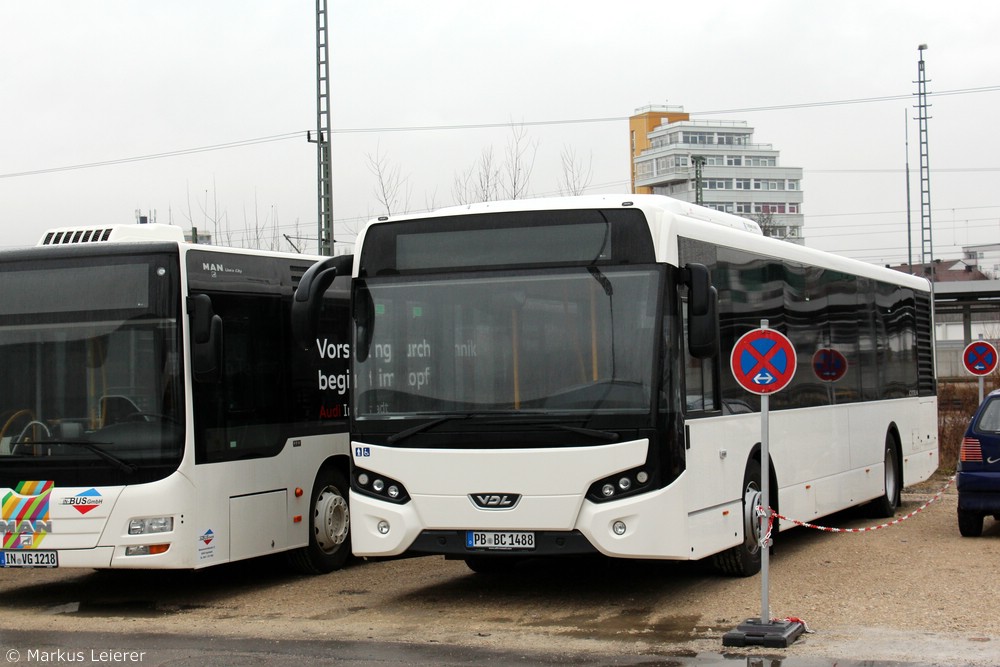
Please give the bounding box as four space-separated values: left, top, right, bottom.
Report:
353 467 410 504
587 466 653 502
961 437 983 462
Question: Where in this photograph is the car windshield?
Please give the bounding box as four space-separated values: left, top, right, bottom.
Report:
353 266 662 422
0 254 183 484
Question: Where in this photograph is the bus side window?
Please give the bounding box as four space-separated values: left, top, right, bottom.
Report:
192 292 287 464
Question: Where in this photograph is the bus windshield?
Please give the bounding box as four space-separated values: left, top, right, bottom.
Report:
353 266 663 426
0 253 183 485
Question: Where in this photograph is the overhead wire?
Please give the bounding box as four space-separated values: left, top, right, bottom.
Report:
0 132 306 179
5 84 1000 258
2 85 1000 179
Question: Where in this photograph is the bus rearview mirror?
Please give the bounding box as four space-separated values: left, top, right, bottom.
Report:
292 255 353 350
188 294 223 383
353 284 374 363
684 263 718 359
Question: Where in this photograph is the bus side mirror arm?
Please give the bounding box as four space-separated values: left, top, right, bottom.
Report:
292 255 354 350
188 294 224 384
682 263 718 359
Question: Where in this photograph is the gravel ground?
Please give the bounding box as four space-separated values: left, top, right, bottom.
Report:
1 470 997 666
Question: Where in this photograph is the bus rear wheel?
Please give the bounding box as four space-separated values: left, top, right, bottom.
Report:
712 464 763 577
869 434 901 518
287 466 351 574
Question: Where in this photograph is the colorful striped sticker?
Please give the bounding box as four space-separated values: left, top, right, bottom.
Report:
2 480 53 549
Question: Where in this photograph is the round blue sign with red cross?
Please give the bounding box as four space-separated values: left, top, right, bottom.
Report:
812 348 848 383
962 340 998 377
731 328 796 395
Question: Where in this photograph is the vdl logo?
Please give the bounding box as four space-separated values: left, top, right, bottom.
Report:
470 493 521 510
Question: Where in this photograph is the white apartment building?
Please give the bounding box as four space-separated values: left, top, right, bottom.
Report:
630 105 805 244
963 243 1000 279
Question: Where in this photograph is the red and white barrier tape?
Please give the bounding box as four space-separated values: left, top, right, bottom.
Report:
759 475 954 534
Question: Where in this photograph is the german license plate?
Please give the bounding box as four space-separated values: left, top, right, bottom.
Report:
0 550 59 568
466 531 535 550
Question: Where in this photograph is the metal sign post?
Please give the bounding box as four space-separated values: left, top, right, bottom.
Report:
723 320 804 648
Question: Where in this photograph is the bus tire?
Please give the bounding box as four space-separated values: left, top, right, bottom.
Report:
712 463 762 577
869 433 901 518
958 509 984 537
287 466 351 574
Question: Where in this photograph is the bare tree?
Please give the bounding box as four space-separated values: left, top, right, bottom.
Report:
749 209 784 240
424 187 440 214
452 165 475 206
558 145 593 196
452 124 537 205
365 142 410 216
476 146 502 202
238 192 283 251
453 146 502 205
502 122 538 200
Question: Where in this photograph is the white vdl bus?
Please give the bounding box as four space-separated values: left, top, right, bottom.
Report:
1 224 353 572
295 194 938 576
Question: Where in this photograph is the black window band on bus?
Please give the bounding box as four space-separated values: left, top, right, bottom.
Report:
358 209 656 276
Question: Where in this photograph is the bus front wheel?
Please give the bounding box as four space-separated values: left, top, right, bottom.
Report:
712 463 763 577
287 466 351 574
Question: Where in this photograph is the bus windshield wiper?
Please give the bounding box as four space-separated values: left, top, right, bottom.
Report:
386 414 619 444
546 423 619 441
35 440 138 475
386 414 473 444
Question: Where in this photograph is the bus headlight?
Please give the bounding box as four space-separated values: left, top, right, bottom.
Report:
353 467 410 504
128 517 174 535
125 544 170 556
588 466 655 503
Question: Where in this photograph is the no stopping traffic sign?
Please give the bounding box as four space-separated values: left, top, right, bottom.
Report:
731 327 796 395
963 340 998 377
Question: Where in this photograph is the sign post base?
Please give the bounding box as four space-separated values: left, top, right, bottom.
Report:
722 618 805 648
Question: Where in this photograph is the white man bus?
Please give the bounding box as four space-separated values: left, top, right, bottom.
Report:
1 224 353 572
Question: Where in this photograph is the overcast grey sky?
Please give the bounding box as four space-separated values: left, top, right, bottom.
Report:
2 1 998 265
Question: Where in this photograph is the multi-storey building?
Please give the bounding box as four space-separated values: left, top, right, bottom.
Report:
963 243 1000 279
630 105 805 244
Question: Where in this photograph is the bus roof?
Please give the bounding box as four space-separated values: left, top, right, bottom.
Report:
384 194 763 235
360 194 930 293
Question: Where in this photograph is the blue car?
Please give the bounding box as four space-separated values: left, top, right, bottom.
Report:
958 388 1000 536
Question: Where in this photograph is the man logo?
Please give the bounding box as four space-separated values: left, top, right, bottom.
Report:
2 480 53 549
470 493 521 510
